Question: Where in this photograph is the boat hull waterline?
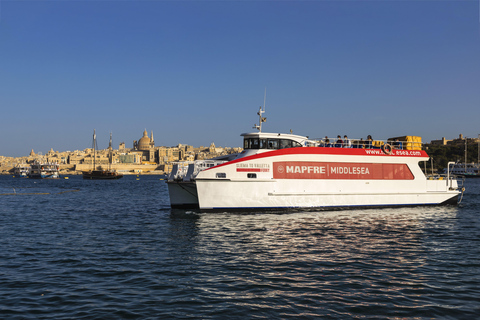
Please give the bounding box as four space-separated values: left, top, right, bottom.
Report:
83 170 124 180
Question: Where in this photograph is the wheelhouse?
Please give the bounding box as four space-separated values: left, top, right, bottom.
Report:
241 132 311 150
243 137 304 150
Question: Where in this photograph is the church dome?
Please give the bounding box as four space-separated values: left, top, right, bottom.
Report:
138 129 151 150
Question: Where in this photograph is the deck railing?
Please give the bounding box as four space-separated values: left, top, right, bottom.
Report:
311 138 423 151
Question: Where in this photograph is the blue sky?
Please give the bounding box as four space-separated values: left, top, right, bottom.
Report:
1 0 479 157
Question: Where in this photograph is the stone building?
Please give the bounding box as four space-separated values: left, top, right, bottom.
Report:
431 134 480 146
133 129 156 163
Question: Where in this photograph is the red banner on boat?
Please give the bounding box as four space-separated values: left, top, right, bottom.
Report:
273 162 413 180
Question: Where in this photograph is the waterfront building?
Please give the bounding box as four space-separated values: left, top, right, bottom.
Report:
431 134 480 146
0 128 243 174
133 129 156 163
118 153 142 164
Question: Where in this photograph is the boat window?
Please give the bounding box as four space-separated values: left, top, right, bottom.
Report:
279 139 292 149
268 139 279 149
244 138 260 149
259 139 268 149
247 173 257 178
216 173 226 178
243 137 302 149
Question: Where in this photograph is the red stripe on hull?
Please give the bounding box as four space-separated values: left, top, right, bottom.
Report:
207 147 428 172
236 168 270 172
273 162 414 180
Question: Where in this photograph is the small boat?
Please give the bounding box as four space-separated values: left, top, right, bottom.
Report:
443 140 480 177
29 161 60 179
444 163 480 178
82 130 123 180
167 106 463 211
13 164 30 177
83 170 124 179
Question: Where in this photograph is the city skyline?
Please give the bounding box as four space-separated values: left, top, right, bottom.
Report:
2 128 477 159
1 1 479 157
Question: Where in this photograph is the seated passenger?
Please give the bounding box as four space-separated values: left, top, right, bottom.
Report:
355 138 364 148
335 135 343 148
343 135 352 148
324 136 331 147
393 139 403 149
366 135 373 148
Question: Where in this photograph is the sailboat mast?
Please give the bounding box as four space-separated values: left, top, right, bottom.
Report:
93 129 96 170
109 132 113 170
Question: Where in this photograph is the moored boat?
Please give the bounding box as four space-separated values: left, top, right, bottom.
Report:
13 164 30 178
167 107 463 211
29 161 60 179
444 137 480 177
82 130 123 180
444 163 480 178
83 170 123 180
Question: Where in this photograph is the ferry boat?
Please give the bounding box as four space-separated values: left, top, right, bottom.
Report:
29 161 60 179
13 164 30 177
167 108 463 211
445 163 480 178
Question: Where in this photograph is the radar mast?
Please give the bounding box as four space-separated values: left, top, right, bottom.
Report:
253 89 267 132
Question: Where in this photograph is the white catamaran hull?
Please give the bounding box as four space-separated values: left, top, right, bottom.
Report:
195 180 458 210
167 181 199 209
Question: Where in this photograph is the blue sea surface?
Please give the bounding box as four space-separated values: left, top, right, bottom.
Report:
0 175 479 319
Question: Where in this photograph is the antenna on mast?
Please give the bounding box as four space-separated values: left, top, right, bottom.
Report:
253 88 267 132
263 87 266 113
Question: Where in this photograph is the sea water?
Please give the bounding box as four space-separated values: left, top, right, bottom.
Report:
0 175 479 319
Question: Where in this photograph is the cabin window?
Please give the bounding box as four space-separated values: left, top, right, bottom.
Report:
259 139 268 149
243 137 302 150
279 139 292 149
216 173 226 178
267 139 278 149
247 173 257 178
244 138 260 149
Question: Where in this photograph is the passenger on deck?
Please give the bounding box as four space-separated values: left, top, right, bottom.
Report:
366 135 373 149
324 136 331 147
393 139 403 150
344 135 352 148
335 135 343 148
357 138 365 148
